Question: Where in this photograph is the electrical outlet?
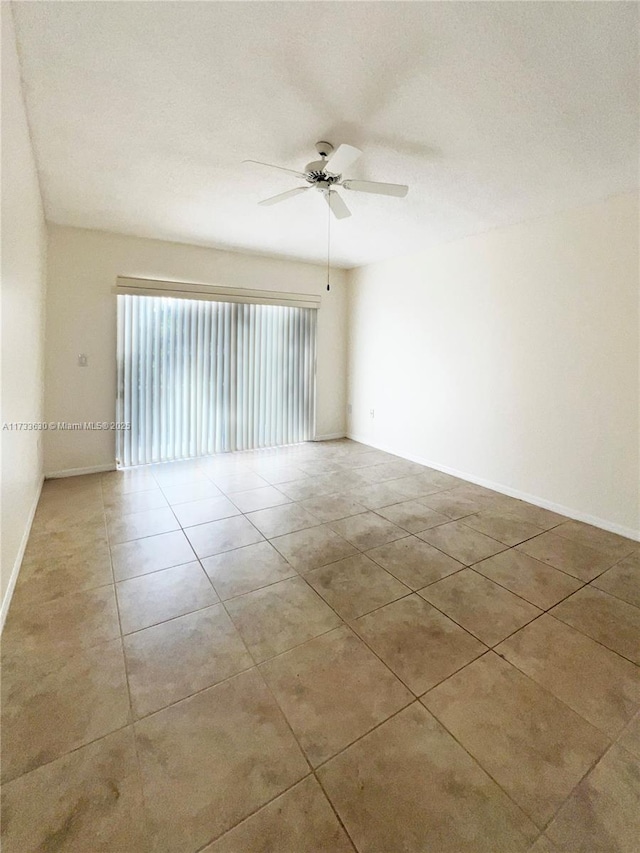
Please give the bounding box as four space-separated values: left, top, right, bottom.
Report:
369 409 375 418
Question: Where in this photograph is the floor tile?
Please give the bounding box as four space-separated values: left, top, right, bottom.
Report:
498 503 567 530
419 568 541 645
103 487 168 514
199 457 251 478
462 511 545 546
496 615 640 737
1 638 130 783
552 519 638 560
2 585 120 666
617 712 640 760
329 511 407 549
546 744 640 852
420 491 488 520
111 530 196 581
124 604 252 717
271 524 358 572
0 728 149 853
315 471 368 492
39 519 100 553
306 553 410 620
528 837 558 852
151 466 209 488
33 499 105 535
254 464 309 485
9 441 637 852
25 517 108 554
172 495 241 527
365 536 464 590
211 471 270 493
227 485 290 513
277 476 339 501
517 531 615 581
445 483 504 504
202 540 297 599
116 561 219 633
317 702 537 853
340 449 393 469
260 626 412 765
107 506 180 544
297 459 346 477
473 549 583 609
417 520 507 565
423 652 610 826
422 470 466 489
135 669 308 853
341 482 408 509
224 576 341 662
202 776 352 852
300 493 367 523
246 503 321 538
550 586 640 664
160 479 223 505
383 473 448 499
12 527 113 606
374 500 450 533
353 595 486 694
359 460 426 482
185 515 264 558
593 554 640 608
102 468 157 495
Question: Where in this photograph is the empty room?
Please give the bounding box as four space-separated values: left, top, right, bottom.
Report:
1 2 639 851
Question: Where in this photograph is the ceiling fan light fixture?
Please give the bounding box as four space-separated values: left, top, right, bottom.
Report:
248 140 410 218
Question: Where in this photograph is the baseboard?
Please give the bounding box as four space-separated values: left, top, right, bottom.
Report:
347 432 640 542
313 433 347 442
45 462 116 479
1 475 44 633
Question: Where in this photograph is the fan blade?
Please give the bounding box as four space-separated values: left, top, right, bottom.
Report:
342 180 408 197
243 159 307 178
325 144 362 175
325 190 351 220
258 187 310 206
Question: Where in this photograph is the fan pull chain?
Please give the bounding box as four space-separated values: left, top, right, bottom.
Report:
326 191 331 292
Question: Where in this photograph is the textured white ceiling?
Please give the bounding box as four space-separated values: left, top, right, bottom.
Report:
11 1 639 268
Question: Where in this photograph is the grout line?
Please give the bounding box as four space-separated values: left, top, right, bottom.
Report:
313 770 361 853
188 774 319 853
417 690 602 839
492 610 640 720
536 736 619 836
544 606 640 667
587 577 639 610
0 721 136 788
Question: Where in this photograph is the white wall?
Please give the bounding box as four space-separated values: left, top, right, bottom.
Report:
1 6 48 621
347 193 639 537
45 226 347 474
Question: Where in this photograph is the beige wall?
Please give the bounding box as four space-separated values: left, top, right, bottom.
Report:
347 193 639 537
1 6 48 621
45 226 347 474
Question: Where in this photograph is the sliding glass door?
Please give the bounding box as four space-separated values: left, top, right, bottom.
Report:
116 295 316 467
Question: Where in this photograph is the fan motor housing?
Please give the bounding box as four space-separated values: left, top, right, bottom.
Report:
305 168 340 185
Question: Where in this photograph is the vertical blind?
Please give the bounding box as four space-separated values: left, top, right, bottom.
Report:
116 294 317 467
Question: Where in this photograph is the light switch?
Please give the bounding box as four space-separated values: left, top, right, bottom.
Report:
78 353 88 367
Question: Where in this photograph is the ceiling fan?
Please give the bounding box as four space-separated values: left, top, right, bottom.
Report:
244 141 409 219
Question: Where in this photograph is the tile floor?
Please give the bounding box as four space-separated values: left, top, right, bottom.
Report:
1 439 639 852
